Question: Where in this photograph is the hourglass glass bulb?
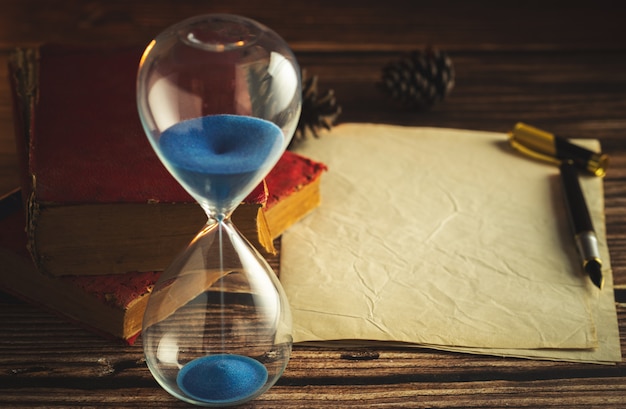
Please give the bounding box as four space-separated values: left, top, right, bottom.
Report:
137 14 301 212
136 14 300 406
141 218 293 406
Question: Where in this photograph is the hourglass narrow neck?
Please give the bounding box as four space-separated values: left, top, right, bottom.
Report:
202 205 235 225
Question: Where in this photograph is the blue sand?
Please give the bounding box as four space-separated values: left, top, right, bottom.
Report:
177 354 268 404
159 114 283 207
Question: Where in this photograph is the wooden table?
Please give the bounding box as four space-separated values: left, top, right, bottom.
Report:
1 1 625 407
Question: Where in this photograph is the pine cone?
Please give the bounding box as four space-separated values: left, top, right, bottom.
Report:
380 47 455 110
292 70 342 146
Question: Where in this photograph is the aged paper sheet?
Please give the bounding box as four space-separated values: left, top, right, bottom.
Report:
281 123 621 364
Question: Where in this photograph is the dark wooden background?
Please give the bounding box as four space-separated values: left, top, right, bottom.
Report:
1 1 625 407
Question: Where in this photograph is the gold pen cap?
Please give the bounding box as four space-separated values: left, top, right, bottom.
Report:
508 122 609 177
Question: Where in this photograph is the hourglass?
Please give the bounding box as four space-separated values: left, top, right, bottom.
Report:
136 14 300 406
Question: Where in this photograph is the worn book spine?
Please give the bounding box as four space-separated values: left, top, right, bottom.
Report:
9 45 326 276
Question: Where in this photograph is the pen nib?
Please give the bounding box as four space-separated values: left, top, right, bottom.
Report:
585 259 604 290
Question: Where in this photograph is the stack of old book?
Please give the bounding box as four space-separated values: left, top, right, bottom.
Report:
0 45 326 344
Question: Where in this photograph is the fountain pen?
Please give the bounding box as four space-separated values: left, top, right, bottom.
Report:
559 162 604 289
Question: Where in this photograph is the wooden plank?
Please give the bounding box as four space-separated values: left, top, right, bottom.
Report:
0 1 625 407
1 1 626 51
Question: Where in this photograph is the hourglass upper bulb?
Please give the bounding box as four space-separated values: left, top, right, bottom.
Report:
137 13 302 214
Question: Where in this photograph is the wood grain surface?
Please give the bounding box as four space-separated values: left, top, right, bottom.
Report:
1 1 625 407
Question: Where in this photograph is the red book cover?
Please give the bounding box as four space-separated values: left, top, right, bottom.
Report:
28 45 189 204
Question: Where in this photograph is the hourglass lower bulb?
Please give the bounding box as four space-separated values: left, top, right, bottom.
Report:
136 14 301 406
141 215 292 406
